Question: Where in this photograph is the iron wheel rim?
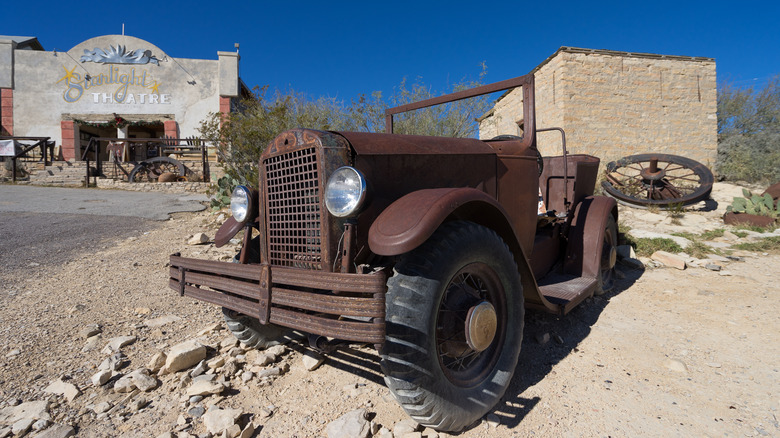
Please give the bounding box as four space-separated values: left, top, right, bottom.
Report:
436 262 506 387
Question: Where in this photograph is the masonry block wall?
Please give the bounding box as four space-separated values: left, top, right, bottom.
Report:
480 48 718 169
1 89 13 135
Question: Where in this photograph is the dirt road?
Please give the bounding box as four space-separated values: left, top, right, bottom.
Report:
0 184 777 437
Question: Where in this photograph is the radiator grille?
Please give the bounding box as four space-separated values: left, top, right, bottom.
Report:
265 147 323 270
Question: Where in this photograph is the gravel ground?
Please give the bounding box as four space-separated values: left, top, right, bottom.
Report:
0 183 778 437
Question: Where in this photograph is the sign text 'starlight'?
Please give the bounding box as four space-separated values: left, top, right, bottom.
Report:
56 64 170 104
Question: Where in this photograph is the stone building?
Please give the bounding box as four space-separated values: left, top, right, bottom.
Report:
0 34 246 161
479 47 717 168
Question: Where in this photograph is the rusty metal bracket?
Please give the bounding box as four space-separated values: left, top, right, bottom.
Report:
258 264 271 324
178 266 186 296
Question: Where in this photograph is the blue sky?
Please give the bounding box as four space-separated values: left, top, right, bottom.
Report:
4 0 778 102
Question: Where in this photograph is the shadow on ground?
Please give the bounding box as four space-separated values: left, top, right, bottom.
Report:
489 263 645 431
284 262 645 434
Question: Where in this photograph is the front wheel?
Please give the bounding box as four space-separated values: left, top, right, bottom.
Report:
222 308 295 350
380 221 524 432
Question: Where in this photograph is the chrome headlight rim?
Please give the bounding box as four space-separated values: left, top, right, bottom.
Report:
230 185 253 223
325 166 368 218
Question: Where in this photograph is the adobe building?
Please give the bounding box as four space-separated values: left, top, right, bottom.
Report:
479 47 717 168
0 34 245 161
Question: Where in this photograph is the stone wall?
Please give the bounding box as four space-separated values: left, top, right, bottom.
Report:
480 47 717 169
95 179 210 194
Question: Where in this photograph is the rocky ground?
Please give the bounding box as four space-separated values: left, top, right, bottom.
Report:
0 182 778 438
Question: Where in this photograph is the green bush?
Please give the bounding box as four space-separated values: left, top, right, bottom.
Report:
198 66 492 187
717 75 780 183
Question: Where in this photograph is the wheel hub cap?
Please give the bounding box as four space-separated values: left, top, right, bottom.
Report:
465 301 497 352
608 245 617 269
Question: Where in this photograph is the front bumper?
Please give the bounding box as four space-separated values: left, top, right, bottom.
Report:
169 254 387 344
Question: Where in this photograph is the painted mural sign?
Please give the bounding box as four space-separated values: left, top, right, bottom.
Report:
79 45 160 65
57 45 169 104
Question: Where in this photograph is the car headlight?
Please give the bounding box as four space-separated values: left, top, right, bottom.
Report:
325 167 367 217
230 185 253 223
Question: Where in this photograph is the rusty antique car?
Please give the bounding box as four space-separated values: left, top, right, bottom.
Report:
169 73 618 432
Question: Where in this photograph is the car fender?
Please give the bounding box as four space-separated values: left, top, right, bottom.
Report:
368 188 517 256
564 196 618 278
369 187 561 314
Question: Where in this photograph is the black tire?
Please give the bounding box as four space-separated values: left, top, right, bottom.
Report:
222 237 296 349
594 215 618 296
380 221 524 432
222 308 294 349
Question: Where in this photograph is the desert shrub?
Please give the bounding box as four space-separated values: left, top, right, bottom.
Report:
717 75 780 183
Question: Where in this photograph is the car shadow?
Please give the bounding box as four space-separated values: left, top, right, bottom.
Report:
486 263 645 431
284 262 645 434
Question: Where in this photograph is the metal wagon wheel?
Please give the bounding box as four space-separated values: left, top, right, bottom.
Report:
601 153 714 208
129 156 186 182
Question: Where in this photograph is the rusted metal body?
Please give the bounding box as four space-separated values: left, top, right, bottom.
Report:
169 72 617 342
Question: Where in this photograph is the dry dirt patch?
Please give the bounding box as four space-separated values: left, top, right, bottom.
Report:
0 189 778 437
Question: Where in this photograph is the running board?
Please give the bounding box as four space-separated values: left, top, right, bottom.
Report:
537 274 597 315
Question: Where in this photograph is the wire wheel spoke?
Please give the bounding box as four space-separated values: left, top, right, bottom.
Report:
601 153 713 208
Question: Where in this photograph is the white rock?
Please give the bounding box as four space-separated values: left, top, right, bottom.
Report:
393 419 420 435
377 427 394 438
91 370 112 387
80 324 102 338
32 418 50 431
207 357 225 369
82 335 102 352
202 406 243 435
93 402 112 414
651 251 687 270
265 345 287 357
130 369 158 392
220 336 239 349
665 358 689 373
254 352 276 366
188 233 210 245
302 351 325 371
101 336 137 354
33 423 76 438
99 353 127 372
12 418 34 435
163 341 206 374
326 408 371 438
0 400 51 424
186 380 225 397
239 422 256 438
144 315 182 328
113 375 136 393
148 352 167 373
225 423 242 438
44 379 81 402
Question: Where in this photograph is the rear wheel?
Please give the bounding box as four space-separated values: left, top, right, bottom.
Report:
594 215 618 296
381 221 524 432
